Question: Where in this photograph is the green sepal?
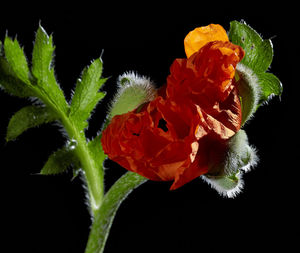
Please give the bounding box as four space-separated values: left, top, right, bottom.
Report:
205 172 240 191
31 25 68 113
229 20 273 73
109 72 156 119
6 105 58 141
70 58 107 130
40 147 80 175
203 130 258 198
236 64 261 126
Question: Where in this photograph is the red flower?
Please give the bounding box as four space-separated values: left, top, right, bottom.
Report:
101 24 245 190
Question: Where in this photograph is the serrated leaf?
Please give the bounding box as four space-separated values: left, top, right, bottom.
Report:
40 147 79 175
0 56 35 97
31 25 68 113
70 58 106 130
6 105 57 141
256 72 283 103
88 134 107 165
229 21 273 73
3 36 31 84
32 25 55 78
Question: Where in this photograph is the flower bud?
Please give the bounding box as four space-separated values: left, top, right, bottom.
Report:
108 72 157 119
202 130 258 198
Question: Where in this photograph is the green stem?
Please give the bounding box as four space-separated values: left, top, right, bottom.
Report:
34 88 104 214
31 86 146 253
84 172 147 253
64 119 104 213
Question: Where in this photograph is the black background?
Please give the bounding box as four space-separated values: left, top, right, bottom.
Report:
0 2 297 253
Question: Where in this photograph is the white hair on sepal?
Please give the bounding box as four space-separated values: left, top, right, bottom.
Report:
116 71 157 101
201 172 245 198
201 130 259 198
236 63 261 126
108 71 157 119
225 131 259 174
240 144 259 173
117 71 154 87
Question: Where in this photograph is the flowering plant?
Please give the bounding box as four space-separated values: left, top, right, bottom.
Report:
0 21 282 252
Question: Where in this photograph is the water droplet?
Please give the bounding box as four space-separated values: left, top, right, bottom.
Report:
67 139 78 150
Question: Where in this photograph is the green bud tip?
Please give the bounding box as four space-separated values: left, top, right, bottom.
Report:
109 71 157 119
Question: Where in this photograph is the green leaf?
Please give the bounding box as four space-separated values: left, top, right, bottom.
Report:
3 36 31 84
88 134 107 165
256 72 283 103
85 172 147 253
0 56 35 97
31 25 68 113
32 25 55 78
229 21 273 73
40 147 79 175
6 105 57 141
70 58 106 130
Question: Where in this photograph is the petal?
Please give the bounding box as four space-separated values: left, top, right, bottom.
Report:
170 140 210 190
114 156 162 181
187 41 244 103
184 24 229 58
151 140 194 181
170 136 228 190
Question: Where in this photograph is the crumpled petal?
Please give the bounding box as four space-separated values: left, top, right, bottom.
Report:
170 136 228 190
101 95 205 184
167 41 244 140
184 24 229 58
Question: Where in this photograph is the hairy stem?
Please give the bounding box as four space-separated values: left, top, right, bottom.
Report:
34 88 104 214
84 172 147 253
62 118 104 213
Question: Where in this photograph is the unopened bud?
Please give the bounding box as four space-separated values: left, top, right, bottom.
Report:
109 72 157 119
202 130 258 198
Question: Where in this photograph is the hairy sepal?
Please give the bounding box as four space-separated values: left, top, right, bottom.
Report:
202 130 258 198
109 71 157 119
236 63 261 126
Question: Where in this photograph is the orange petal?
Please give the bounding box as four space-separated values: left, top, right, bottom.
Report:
184 24 229 58
170 142 210 190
